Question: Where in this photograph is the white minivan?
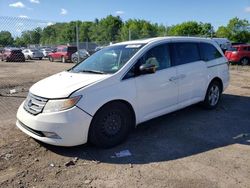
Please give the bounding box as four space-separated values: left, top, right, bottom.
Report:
16 37 229 148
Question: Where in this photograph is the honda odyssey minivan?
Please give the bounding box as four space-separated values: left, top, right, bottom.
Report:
16 37 229 148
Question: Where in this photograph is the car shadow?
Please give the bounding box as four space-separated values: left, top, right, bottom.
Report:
41 94 250 164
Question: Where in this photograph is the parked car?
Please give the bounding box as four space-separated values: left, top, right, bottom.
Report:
225 44 250 65
48 45 77 63
212 38 232 53
22 49 44 60
16 37 229 148
40 48 52 58
1 48 25 62
71 49 90 63
0 48 3 59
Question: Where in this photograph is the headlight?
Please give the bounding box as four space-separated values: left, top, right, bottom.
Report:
43 95 81 113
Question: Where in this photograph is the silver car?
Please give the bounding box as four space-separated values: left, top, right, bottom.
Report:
22 49 44 60
71 49 90 63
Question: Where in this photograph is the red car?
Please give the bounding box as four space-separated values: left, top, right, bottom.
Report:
48 45 77 63
225 44 250 65
1 48 25 62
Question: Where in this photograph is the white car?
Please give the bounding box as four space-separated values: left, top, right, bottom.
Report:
16 37 229 147
22 49 44 60
40 48 52 58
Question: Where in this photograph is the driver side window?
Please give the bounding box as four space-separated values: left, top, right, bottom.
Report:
144 44 171 70
123 43 171 80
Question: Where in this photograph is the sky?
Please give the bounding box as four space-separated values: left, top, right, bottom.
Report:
0 0 250 33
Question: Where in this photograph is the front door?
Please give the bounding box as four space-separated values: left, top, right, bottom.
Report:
135 44 179 122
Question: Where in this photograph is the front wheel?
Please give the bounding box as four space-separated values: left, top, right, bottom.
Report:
61 56 66 63
89 102 134 148
49 56 54 62
203 81 222 109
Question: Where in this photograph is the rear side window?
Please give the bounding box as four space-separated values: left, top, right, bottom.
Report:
199 43 222 61
171 42 200 66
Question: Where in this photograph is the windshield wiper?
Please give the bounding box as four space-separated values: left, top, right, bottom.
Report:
80 69 106 74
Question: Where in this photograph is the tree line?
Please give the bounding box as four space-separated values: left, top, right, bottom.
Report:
0 15 249 47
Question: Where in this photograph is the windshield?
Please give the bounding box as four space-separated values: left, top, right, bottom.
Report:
70 44 143 74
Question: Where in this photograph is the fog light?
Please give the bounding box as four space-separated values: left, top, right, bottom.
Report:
42 131 61 139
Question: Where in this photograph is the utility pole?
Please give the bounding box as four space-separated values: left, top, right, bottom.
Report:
129 28 131 41
76 22 80 63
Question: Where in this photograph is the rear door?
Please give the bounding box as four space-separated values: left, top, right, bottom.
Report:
171 42 207 107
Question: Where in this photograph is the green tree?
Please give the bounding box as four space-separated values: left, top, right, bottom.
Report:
0 31 14 46
216 26 231 38
120 19 158 41
90 15 122 42
216 17 250 43
200 23 214 37
168 21 202 36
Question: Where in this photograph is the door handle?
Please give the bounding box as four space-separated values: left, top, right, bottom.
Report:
179 74 186 79
169 76 178 81
169 74 186 82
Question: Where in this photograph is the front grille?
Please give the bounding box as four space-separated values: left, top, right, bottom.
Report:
24 93 48 115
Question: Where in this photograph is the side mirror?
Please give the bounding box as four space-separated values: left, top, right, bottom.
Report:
139 63 156 74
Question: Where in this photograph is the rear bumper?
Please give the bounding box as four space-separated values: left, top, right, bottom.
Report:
16 102 92 146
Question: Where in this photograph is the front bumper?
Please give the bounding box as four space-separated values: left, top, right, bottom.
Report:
16 102 92 146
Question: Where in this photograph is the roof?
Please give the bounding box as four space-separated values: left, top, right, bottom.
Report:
113 36 217 46
233 44 250 47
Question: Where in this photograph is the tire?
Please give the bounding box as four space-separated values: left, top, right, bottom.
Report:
28 55 32 60
72 57 78 64
49 56 54 62
89 102 134 148
240 57 249 66
61 56 66 63
39 57 42 60
203 81 222 109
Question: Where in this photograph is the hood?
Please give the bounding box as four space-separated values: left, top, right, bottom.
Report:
30 71 110 98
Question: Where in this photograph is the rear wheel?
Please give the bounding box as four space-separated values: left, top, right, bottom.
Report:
39 57 42 60
240 57 249 66
203 81 222 109
72 57 78 63
89 102 134 148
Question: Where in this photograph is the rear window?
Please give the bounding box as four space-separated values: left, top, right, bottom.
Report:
199 43 222 61
11 50 22 54
68 47 77 52
171 42 200 66
228 47 238 51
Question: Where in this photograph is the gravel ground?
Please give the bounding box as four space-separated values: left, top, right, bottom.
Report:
0 60 250 188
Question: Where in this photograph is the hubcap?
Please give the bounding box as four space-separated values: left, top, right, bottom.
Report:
101 112 122 137
208 85 220 106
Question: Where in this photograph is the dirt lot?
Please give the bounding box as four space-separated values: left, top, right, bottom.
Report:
0 60 250 188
